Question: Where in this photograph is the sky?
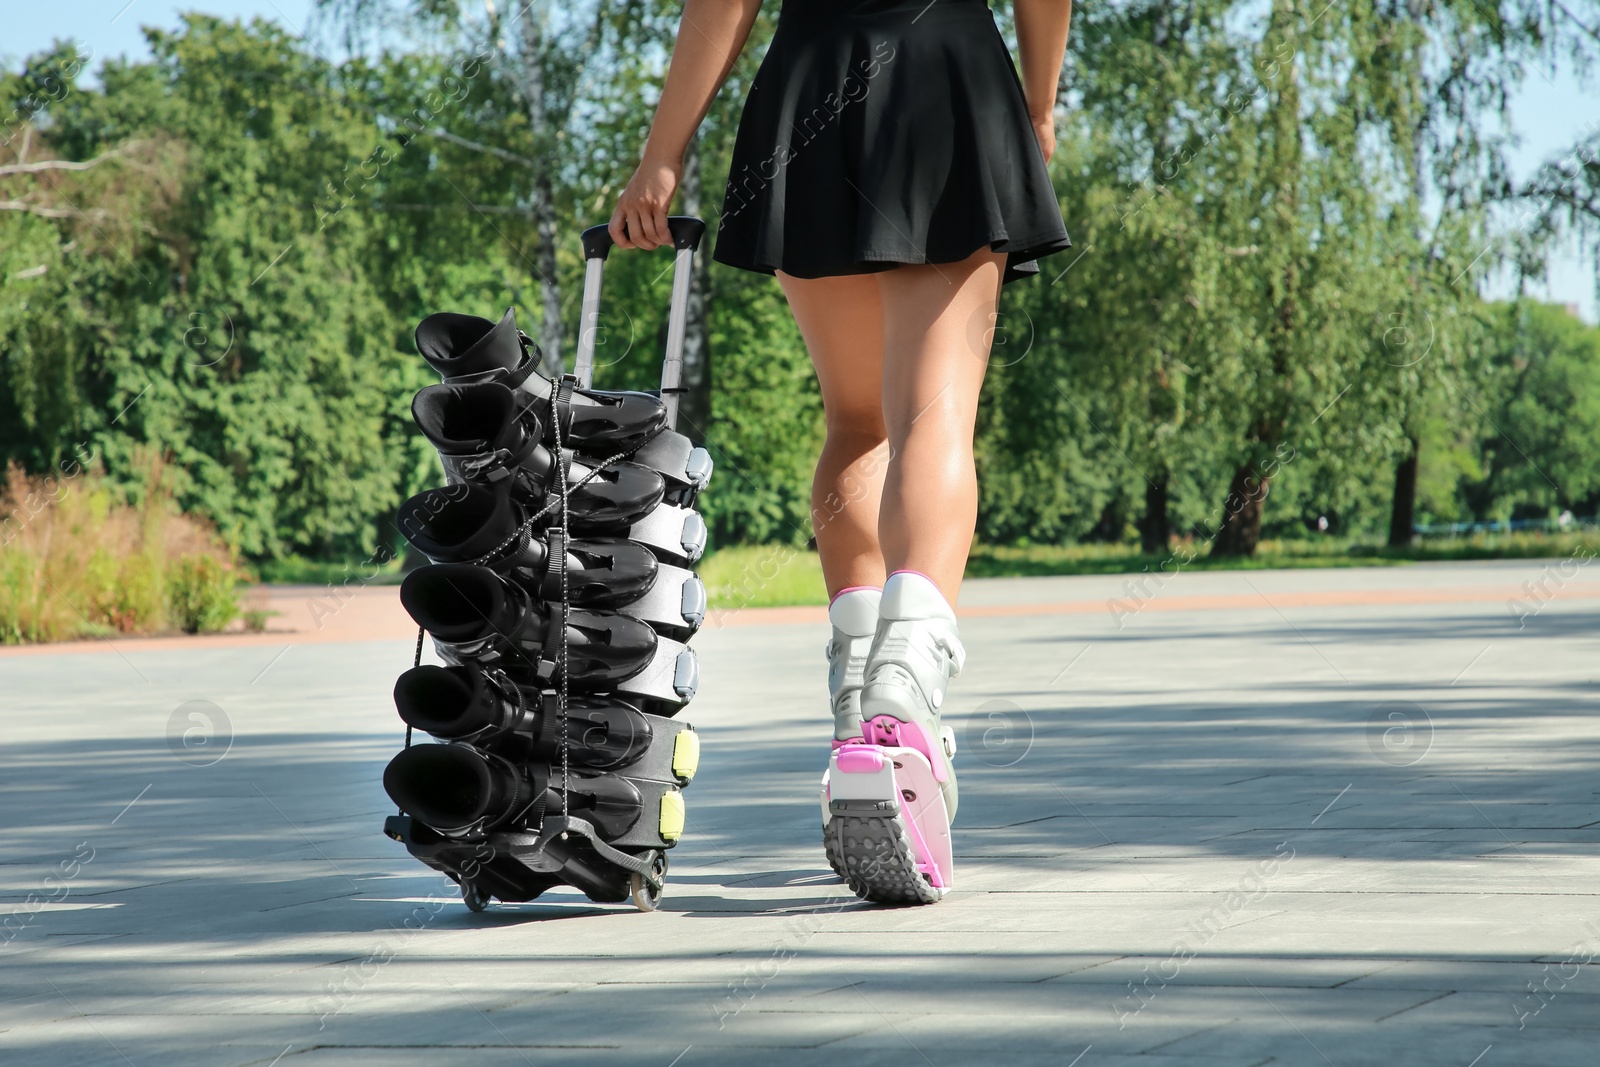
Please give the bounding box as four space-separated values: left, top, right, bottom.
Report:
4 0 1596 322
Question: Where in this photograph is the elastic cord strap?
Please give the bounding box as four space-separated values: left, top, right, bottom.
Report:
551 375 577 825
405 625 424 751
397 623 425 817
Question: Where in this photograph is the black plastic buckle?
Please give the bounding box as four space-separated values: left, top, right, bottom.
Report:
540 689 562 731
505 761 551 830
542 529 567 600
460 447 512 481
553 374 577 438
484 666 518 705
536 603 566 684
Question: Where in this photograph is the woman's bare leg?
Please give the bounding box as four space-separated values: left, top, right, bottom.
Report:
776 269 890 597
877 248 1006 604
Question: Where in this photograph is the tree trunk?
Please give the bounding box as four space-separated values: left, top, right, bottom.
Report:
1388 437 1419 547
1140 471 1171 555
677 133 713 439
517 9 563 376
1211 459 1269 557
1087 500 1123 543
1214 0 1299 562
535 168 562 376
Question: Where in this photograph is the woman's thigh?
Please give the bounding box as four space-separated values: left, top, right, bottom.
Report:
776 270 886 434
876 249 1006 442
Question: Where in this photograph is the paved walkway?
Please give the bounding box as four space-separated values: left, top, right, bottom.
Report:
2 559 1597 1065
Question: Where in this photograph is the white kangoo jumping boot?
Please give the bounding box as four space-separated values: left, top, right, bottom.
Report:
819 586 879 879
822 570 964 904
826 587 881 743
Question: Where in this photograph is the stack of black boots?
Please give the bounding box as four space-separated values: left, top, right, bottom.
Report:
381 306 712 911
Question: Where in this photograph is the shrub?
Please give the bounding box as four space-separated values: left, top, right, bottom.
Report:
167 554 240 634
0 455 240 643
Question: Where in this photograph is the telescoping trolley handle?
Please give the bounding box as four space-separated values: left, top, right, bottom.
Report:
575 216 707 431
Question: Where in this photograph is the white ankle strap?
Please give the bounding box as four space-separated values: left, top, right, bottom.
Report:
828 587 881 636
881 570 956 622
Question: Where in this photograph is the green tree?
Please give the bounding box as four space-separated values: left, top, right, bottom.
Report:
2 19 431 558
1469 301 1600 518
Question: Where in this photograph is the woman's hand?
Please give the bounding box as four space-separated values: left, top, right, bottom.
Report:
610 0 763 248
609 156 681 250
1030 112 1056 164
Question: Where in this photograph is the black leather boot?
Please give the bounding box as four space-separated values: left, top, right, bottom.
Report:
393 664 656 771
414 308 666 452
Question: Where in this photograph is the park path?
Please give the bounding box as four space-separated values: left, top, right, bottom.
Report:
2 558 1598 1065
4 556 1598 654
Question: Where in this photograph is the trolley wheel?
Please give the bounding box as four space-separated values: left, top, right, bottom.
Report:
462 883 490 913
630 852 669 912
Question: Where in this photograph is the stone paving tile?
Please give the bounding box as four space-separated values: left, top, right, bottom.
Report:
818 1007 1223 1056
5 1000 884 1057
1149 1020 1598 1067
1386 988 1600 1029
1338 957 1600 993
3 1041 302 1067
1039 953 1402 989
2 563 1598 1066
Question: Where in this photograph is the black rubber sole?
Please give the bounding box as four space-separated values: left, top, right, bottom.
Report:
824 807 944 906
824 825 850 880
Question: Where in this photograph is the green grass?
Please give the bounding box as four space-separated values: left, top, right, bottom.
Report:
255 552 409 586
699 529 1600 608
245 529 1600 612
702 540 1400 608
965 539 1401 578
968 530 1600 579
1348 529 1600 563
700 543 828 609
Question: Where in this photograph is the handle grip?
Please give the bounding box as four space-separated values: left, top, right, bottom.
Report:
573 217 706 433
581 217 706 261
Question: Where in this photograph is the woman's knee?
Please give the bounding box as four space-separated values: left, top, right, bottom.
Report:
884 404 973 456
824 407 888 448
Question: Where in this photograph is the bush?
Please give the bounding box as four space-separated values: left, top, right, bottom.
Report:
0 456 240 643
167 554 240 634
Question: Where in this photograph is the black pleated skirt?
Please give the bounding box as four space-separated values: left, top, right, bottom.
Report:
712 0 1071 286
